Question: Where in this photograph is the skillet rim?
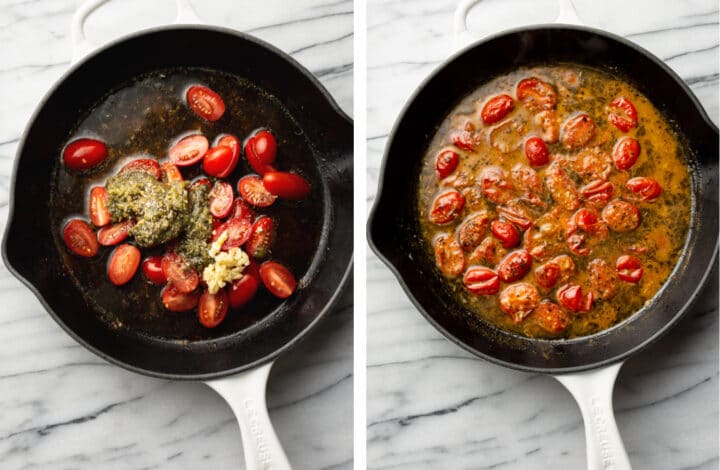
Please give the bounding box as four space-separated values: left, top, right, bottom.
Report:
367 23 719 374
2 24 354 380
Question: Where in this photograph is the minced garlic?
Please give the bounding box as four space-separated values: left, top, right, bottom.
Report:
202 231 250 294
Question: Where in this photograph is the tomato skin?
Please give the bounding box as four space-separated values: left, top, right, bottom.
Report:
162 283 200 312
557 283 593 312
616 255 643 283
436 150 459 178
97 220 134 246
581 180 614 208
63 138 107 171
229 198 255 223
215 134 241 178
433 234 465 277
89 186 111 227
490 220 520 248
463 267 500 295
524 137 549 166
213 217 253 250
260 261 298 299
535 261 560 289
613 137 640 170
238 175 277 207
481 94 515 124
208 181 234 218
198 289 230 328
428 190 465 225
160 162 183 183
626 176 662 201
607 96 638 132
262 172 311 199
63 219 99 257
246 216 275 259
120 158 161 179
142 256 167 285
169 135 209 167
202 146 234 178
251 130 277 164
161 253 199 294
561 113 595 149
186 85 225 122
497 249 532 282
516 77 557 111
229 274 259 308
107 244 141 286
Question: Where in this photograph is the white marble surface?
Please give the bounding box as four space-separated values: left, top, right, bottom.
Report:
0 0 352 468
367 0 718 468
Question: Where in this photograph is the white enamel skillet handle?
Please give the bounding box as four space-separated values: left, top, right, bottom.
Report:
70 2 292 468
453 1 631 468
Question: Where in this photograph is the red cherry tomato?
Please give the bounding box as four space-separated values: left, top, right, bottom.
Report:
162 283 200 312
516 77 557 111
490 220 520 248
613 137 640 170
142 256 167 285
198 289 230 328
435 150 459 179
169 135 209 167
262 172 311 199
557 284 593 312
481 94 514 124
62 138 107 171
497 249 532 282
607 96 638 132
561 113 595 149
189 177 211 191
626 176 662 201
208 181 234 218
616 255 643 283
214 134 241 178
229 198 255 223
534 261 560 289
202 146 234 177
213 217 253 250
120 158 161 179
97 220 134 246
260 261 297 299
63 219 98 257
238 175 277 207
524 136 549 167
251 130 277 164
428 190 465 225
160 162 183 183
229 274 259 308
463 267 500 295
89 186 110 227
186 85 225 122
161 253 199 294
246 216 275 259
107 244 141 286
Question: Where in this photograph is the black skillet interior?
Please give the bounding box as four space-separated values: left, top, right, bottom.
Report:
3 27 353 380
368 26 718 373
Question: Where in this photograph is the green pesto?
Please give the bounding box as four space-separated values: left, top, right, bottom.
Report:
177 185 214 270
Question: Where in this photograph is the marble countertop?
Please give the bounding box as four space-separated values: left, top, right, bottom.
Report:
367 0 718 468
0 0 352 469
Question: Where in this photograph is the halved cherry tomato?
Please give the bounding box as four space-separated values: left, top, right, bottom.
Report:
581 180 614 208
613 137 640 170
251 130 277 164
532 301 570 333
607 96 637 132
160 162 184 183
534 261 560 289
497 205 533 231
208 181 234 218
142 255 167 285
479 166 514 205
89 186 110 227
246 216 275 259
161 253 199 294
616 255 643 283
229 274 259 308
229 198 254 223
238 175 277 207
497 249 532 282
524 136 549 167
214 134 241 178
162 283 200 312
557 284 593 312
198 289 230 328
63 219 98 257
97 220 134 246
169 134 209 167
516 77 557 111
490 220 520 248
189 177 211 190
186 85 225 122
433 234 465 277
451 123 478 152
481 94 514 124
203 146 235 178
120 158 161 179
262 172 311 199
561 113 595 149
436 150 459 179
107 244 141 286
260 261 297 299
463 267 500 295
62 138 107 171
626 176 662 201
428 190 465 225
213 217 253 250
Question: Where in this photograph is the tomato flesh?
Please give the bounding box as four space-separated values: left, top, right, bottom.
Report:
97 220 134 246
616 255 643 283
198 289 230 328
262 172 311 199
208 181 234 218
63 138 107 171
557 284 593 312
162 283 200 312
89 186 111 227
107 244 141 286
160 162 184 183
169 134 209 167
626 176 662 201
260 261 297 299
63 219 98 257
120 158 161 179
516 77 557 111
246 216 275 259
229 198 255 223
238 175 277 207
142 256 167 285
213 217 253 250
161 253 199 293
186 85 225 122
229 274 259 308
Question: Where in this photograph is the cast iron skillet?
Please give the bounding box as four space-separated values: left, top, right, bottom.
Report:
368 1 717 469
2 1 352 469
